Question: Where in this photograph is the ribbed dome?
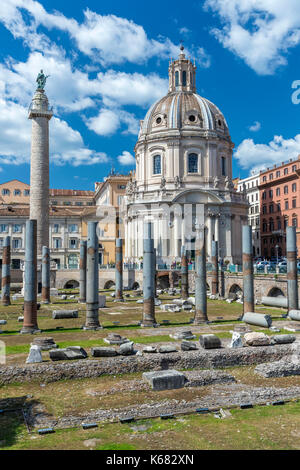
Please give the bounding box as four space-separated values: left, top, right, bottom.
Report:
140 91 230 138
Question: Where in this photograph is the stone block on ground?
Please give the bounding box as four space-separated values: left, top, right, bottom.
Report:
181 341 197 351
49 346 88 361
143 346 157 353
288 310 300 322
170 330 196 340
18 316 24 322
0 320 7 325
26 345 43 364
199 334 221 349
160 304 181 312
52 310 78 319
119 341 135 356
104 333 129 345
242 312 272 328
270 334 296 345
143 369 187 391
32 337 57 351
244 332 270 346
154 299 161 306
158 345 178 353
229 332 243 349
91 347 119 357
61 295 67 300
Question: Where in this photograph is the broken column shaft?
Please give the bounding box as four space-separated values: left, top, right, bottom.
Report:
211 240 219 296
142 222 157 326
21 220 39 334
115 238 124 301
79 240 87 303
287 226 298 312
41 246 50 304
194 228 208 324
242 225 254 314
1 236 11 306
84 222 101 330
181 245 188 299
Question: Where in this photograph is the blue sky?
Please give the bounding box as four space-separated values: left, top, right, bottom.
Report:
0 0 300 190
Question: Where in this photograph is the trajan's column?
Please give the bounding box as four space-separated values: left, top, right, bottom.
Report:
29 70 53 255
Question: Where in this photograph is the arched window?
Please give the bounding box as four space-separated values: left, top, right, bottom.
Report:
188 153 198 173
182 71 186 86
153 155 161 175
175 71 179 87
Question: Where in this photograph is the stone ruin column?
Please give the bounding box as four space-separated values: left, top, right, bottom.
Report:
115 238 124 301
287 226 298 312
41 246 50 304
20 220 40 334
211 240 219 296
2 236 11 306
84 222 101 330
194 228 208 324
153 247 157 297
181 245 188 299
242 225 254 315
29 87 53 256
141 222 157 327
79 240 87 303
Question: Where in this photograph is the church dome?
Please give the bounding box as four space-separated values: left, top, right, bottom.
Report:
138 47 230 141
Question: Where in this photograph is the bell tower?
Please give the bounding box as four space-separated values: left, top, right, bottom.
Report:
168 46 196 93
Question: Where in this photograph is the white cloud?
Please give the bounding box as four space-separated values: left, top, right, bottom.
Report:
117 151 135 166
197 47 211 69
249 121 261 132
204 0 300 74
0 1 180 65
179 27 191 37
234 134 300 172
86 109 120 136
86 108 138 136
96 70 168 108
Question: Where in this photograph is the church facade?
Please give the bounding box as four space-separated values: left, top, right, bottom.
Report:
124 48 248 264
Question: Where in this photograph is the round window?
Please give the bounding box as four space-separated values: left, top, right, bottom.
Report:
189 115 196 122
156 117 162 124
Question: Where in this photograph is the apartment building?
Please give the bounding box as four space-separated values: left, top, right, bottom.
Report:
0 180 95 269
259 156 300 258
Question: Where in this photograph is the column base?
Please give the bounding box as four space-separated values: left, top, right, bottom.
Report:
140 323 160 328
114 298 124 302
82 325 103 331
19 327 41 334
